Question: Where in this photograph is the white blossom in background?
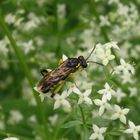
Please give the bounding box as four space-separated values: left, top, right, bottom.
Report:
57 3 66 19
35 36 44 46
108 0 119 5
22 40 35 54
22 80 36 105
80 29 94 49
7 110 23 125
111 105 129 124
72 87 92 105
3 137 19 140
28 115 37 123
114 88 126 103
98 83 116 101
129 87 137 97
94 97 112 116
54 91 71 112
14 17 24 27
0 39 9 56
36 0 46 7
23 13 42 31
0 120 5 130
124 121 140 140
5 13 16 25
100 15 110 26
89 124 106 140
114 58 135 83
48 114 58 126
117 3 129 17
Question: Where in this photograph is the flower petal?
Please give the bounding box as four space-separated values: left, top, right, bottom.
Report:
111 113 119 120
120 115 126 124
100 127 107 133
84 89 92 96
54 101 61 109
85 97 92 105
133 131 139 140
123 108 130 114
94 99 102 106
89 133 97 140
93 124 99 131
99 106 105 116
124 129 133 134
62 54 68 61
129 121 135 129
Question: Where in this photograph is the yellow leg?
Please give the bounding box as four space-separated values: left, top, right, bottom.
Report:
58 59 63 65
54 80 65 93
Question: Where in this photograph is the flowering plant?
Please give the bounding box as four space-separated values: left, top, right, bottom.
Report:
0 0 140 140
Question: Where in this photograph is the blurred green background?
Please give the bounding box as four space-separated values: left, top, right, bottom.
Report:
0 0 140 140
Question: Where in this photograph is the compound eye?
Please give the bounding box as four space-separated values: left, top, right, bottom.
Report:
78 56 87 68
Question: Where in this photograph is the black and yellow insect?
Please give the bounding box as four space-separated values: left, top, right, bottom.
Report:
35 46 101 97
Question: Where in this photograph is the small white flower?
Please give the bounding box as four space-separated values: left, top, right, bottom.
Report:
0 39 9 56
5 13 16 25
89 124 107 140
3 137 19 140
98 83 116 101
100 15 110 26
8 110 23 125
54 91 71 111
129 87 137 97
0 120 5 130
34 86 48 102
103 41 120 50
96 47 115 65
94 97 111 116
48 114 58 126
68 86 92 105
114 58 135 75
28 115 37 123
57 3 66 19
111 105 129 124
121 73 134 84
124 121 140 140
22 40 34 54
114 88 126 103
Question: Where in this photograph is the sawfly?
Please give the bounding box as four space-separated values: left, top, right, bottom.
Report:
34 46 102 97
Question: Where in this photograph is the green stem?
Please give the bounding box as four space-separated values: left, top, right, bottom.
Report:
79 105 87 140
0 16 49 139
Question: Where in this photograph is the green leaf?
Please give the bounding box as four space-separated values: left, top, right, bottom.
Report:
62 120 82 128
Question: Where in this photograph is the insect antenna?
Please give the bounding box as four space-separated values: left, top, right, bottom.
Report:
85 44 97 61
86 60 104 66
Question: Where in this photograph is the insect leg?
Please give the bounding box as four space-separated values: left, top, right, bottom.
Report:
50 91 56 98
40 69 52 76
54 80 65 93
50 80 65 98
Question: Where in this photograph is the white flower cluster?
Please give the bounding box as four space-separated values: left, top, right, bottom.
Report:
92 82 140 140
34 41 138 140
114 58 135 83
93 42 119 66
